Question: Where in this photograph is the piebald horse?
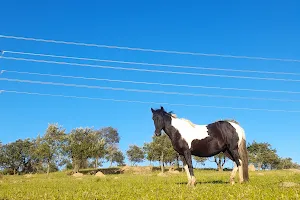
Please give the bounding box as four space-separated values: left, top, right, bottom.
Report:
151 106 249 186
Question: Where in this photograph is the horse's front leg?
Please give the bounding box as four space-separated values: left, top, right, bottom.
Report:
183 150 196 187
180 155 191 184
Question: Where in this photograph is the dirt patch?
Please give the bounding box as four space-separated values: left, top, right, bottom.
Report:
72 172 84 177
157 172 168 177
168 170 180 174
257 173 264 176
95 171 105 178
120 166 153 174
24 174 34 178
285 169 300 173
279 182 299 188
167 166 180 174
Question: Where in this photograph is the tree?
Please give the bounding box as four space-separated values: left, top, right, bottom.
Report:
100 127 120 167
213 153 227 171
65 127 105 173
0 139 33 174
247 141 278 170
111 150 125 166
193 156 207 168
34 123 66 175
274 157 299 170
143 142 156 166
90 130 107 168
126 145 144 166
144 134 177 172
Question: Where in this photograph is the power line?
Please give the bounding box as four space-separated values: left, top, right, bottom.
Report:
1 89 300 113
1 77 300 102
1 34 300 62
3 69 300 94
4 50 300 76
3 56 300 82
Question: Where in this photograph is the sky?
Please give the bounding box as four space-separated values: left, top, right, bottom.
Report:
0 1 300 167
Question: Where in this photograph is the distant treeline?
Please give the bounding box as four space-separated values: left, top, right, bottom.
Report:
0 123 298 175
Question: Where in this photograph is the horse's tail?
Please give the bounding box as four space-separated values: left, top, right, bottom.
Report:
238 137 249 182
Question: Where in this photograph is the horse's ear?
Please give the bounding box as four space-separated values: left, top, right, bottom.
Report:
151 108 154 113
160 106 164 111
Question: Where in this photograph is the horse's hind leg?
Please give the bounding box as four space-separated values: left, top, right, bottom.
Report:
230 163 238 185
224 150 239 185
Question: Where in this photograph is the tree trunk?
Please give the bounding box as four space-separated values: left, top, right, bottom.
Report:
160 151 164 173
176 156 179 169
215 157 225 171
47 162 50 175
73 159 80 173
110 158 113 167
95 158 98 169
218 164 223 171
257 163 262 171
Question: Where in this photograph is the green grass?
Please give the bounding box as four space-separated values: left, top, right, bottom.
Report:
0 169 299 199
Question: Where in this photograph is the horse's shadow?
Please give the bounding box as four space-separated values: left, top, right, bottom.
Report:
176 180 228 185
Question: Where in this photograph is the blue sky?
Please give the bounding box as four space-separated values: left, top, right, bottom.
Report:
0 1 300 167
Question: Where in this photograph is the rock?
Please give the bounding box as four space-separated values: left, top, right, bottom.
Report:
248 164 256 171
95 171 105 177
72 172 83 177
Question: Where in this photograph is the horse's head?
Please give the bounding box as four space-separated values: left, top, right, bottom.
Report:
151 106 170 136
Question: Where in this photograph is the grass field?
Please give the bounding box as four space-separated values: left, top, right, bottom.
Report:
0 169 299 199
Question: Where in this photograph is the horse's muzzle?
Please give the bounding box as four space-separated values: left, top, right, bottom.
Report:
154 131 161 136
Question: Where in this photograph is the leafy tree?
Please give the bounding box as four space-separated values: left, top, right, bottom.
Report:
193 156 207 168
143 142 156 166
33 123 66 175
143 134 177 172
274 157 299 169
0 139 33 174
65 127 105 173
247 141 278 170
213 152 228 171
90 130 107 168
126 145 144 166
100 127 120 167
111 150 125 166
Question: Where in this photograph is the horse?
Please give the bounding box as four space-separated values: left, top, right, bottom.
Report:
151 106 249 186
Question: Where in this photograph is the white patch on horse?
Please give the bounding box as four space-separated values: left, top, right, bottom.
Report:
228 122 246 146
171 118 209 149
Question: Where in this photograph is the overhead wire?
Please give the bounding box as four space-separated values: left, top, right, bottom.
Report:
2 56 300 82
1 34 300 113
2 69 300 94
1 34 300 62
3 50 300 76
1 89 300 113
1 77 300 102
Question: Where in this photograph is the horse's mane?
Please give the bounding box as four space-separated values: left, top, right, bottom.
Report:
170 112 196 128
168 111 239 126
219 119 240 125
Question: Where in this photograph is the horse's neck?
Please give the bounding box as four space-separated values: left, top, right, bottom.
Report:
164 121 177 140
